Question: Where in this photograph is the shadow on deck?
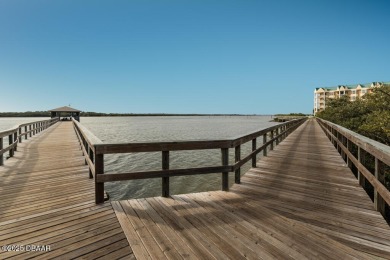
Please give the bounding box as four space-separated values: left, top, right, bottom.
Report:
0 122 133 259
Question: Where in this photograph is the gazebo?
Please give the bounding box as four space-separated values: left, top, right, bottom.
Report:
48 106 81 122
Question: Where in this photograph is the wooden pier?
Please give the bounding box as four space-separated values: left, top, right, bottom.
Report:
1 118 389 259
0 121 133 259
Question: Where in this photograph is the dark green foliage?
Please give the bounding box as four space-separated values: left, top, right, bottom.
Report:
317 85 390 146
275 113 309 116
318 85 390 221
0 111 50 117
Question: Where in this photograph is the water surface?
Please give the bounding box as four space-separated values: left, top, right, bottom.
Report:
0 116 279 200
81 116 278 200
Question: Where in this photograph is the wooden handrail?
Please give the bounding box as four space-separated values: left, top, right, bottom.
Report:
0 118 59 166
94 139 233 154
72 118 103 151
316 118 390 218
72 117 307 203
72 118 102 179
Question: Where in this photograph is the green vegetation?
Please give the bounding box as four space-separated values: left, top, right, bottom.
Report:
316 84 390 146
0 111 264 117
317 85 390 221
0 111 50 117
275 113 310 116
273 113 309 122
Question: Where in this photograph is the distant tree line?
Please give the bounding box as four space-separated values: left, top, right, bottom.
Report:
275 113 310 116
316 84 390 146
0 111 51 117
0 111 266 117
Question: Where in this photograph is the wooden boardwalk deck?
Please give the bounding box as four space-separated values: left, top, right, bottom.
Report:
0 122 133 259
1 119 389 259
114 119 390 259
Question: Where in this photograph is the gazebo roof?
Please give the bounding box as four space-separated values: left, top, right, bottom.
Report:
48 106 81 113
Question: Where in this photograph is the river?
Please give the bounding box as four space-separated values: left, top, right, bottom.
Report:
1 116 278 200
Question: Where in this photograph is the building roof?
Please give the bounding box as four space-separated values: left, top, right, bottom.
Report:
48 106 81 112
315 82 389 92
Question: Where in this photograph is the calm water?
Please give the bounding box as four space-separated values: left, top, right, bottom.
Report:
0 117 48 131
0 116 279 200
0 117 47 146
80 116 278 200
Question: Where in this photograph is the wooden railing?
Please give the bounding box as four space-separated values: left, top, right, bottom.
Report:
317 118 390 219
0 118 59 165
73 118 307 203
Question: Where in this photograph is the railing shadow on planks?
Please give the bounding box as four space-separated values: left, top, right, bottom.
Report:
0 118 59 166
72 118 307 204
317 118 390 221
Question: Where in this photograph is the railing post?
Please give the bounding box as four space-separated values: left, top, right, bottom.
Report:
263 134 267 156
270 130 274 150
13 132 17 152
235 145 241 184
0 137 3 165
221 148 229 191
9 134 14 157
88 147 94 179
29 125 32 137
374 158 386 216
276 128 279 145
95 153 105 204
162 151 170 197
346 139 351 168
83 139 87 156
357 146 362 185
252 138 256 167
374 158 379 210
18 128 22 143
25 126 28 140
85 143 89 165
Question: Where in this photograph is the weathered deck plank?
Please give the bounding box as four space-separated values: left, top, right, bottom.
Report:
0 122 133 259
2 118 390 259
115 119 390 259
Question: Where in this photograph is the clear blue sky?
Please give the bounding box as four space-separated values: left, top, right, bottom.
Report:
1 0 389 114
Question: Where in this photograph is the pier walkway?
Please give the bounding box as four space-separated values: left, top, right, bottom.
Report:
0 119 389 259
114 119 390 259
0 122 133 259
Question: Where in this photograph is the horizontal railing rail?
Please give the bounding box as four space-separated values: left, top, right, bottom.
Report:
317 118 390 219
73 117 307 203
0 118 59 165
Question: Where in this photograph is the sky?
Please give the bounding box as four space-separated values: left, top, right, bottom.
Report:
1 0 389 114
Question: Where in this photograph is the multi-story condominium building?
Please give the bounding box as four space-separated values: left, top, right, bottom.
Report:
313 82 385 114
